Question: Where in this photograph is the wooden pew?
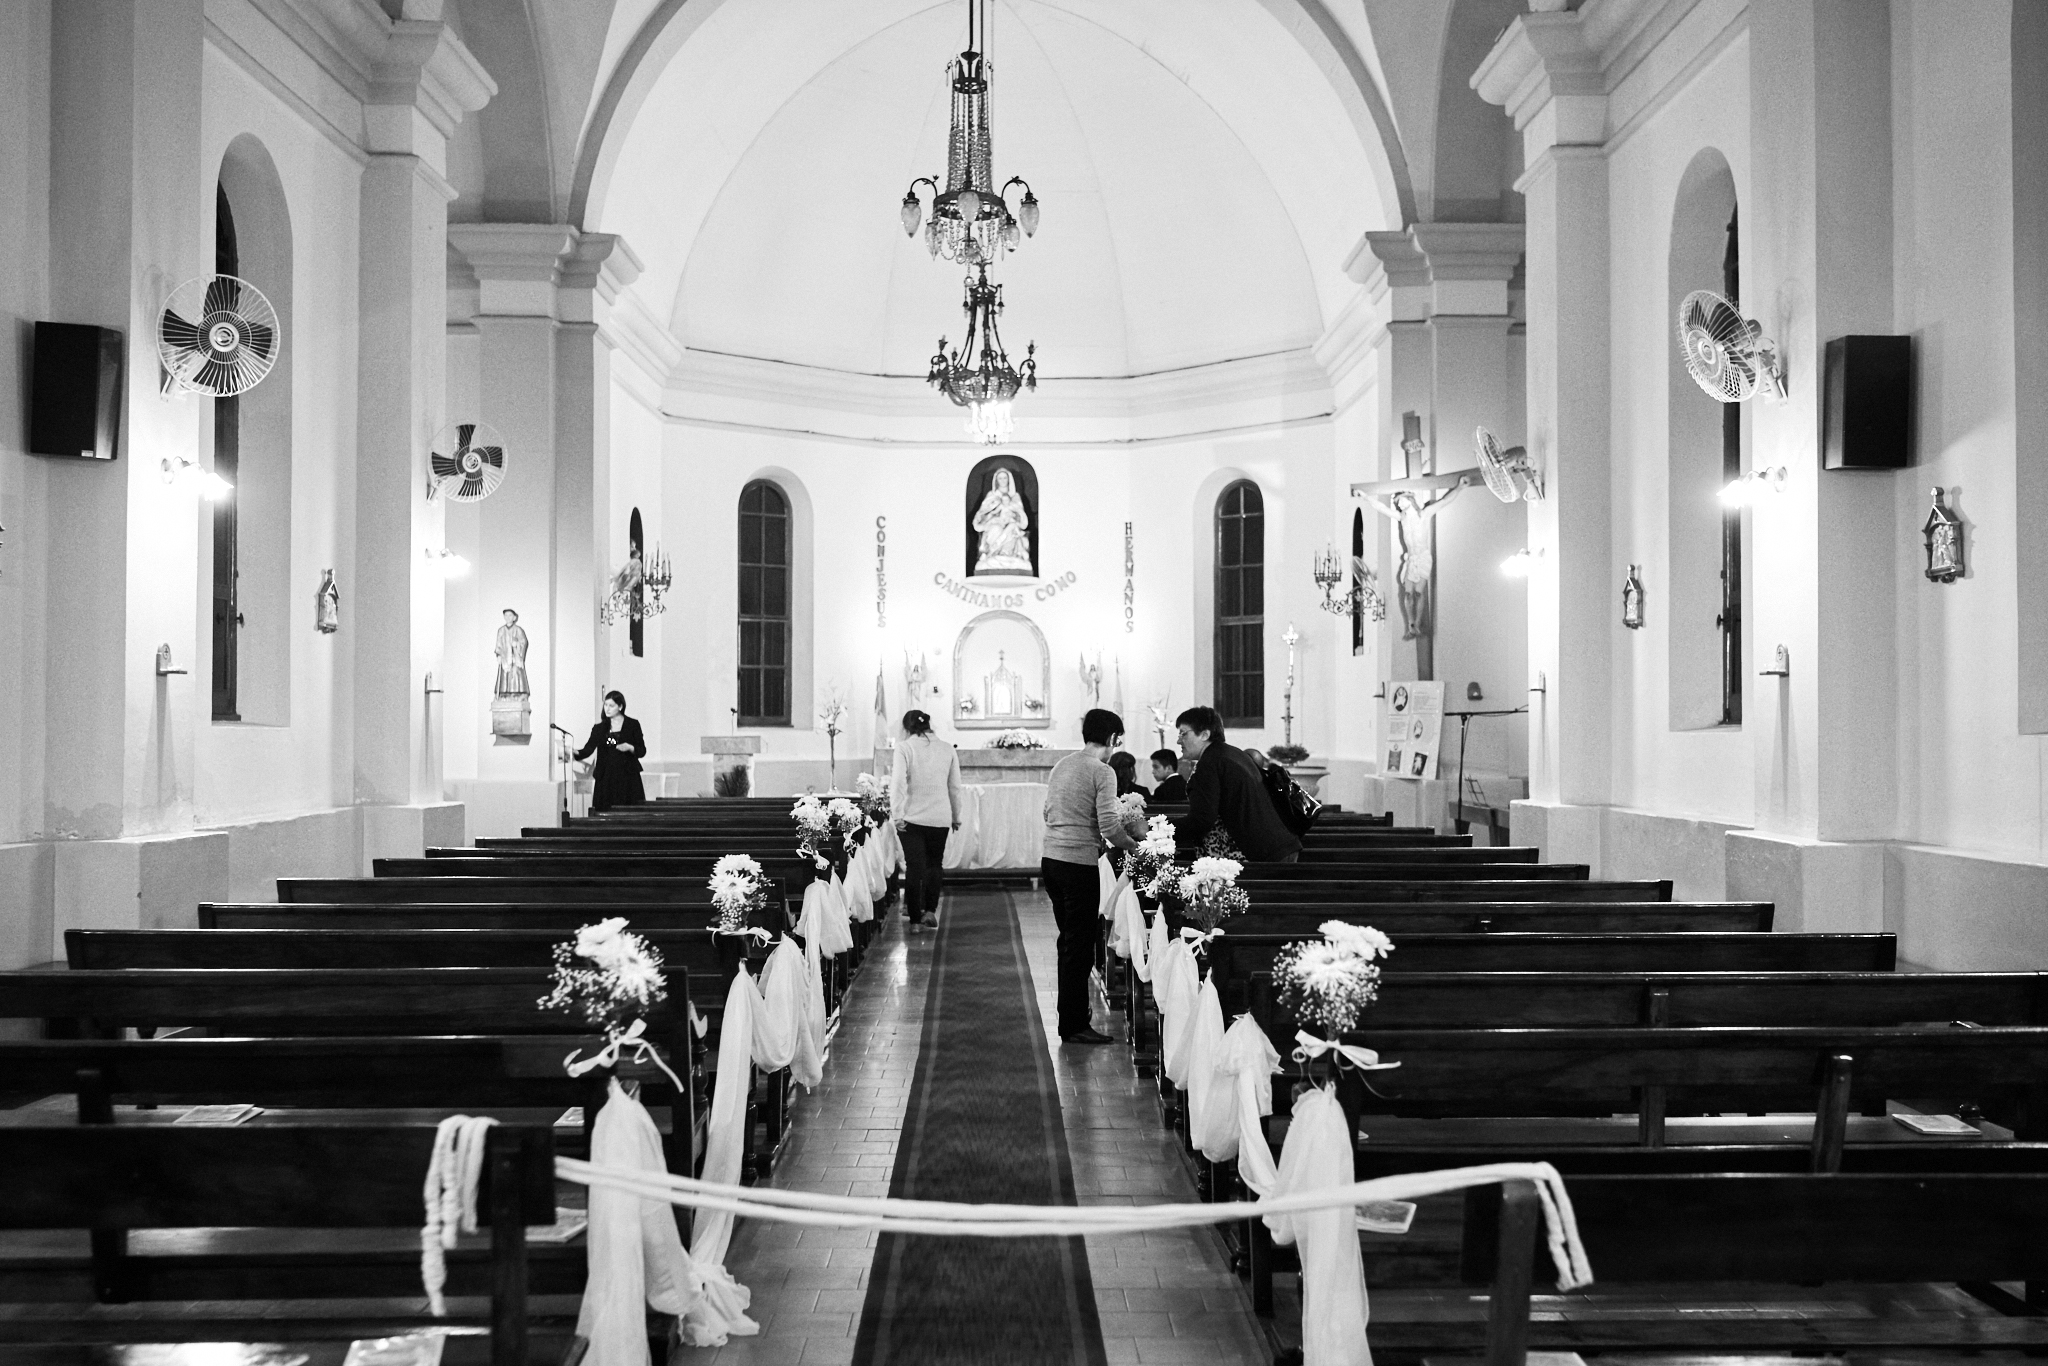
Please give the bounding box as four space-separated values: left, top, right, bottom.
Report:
1255 969 2048 1030
1226 902 1773 934
1450 1170 2048 1360
1235 878 1671 902
67 926 726 974
202 902 749 932
0 1123 560 1364
282 877 758 904
1218 930 1895 979
0 968 740 1182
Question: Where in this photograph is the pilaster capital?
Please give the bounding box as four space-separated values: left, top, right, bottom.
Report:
363 18 494 155
447 225 647 327
1348 230 1431 322
1473 11 1606 157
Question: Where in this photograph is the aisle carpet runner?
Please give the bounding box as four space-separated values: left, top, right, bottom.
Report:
851 890 1109 1365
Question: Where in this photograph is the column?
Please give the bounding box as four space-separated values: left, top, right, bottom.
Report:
1720 0 1893 930
353 21 492 860
1477 13 1612 859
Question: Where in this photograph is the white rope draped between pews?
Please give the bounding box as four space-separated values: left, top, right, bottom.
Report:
423 828 1590 1366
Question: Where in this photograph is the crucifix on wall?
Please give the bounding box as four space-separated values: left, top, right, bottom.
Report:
1351 411 1482 681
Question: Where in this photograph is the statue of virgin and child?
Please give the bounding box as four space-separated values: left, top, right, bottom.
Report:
972 468 1033 575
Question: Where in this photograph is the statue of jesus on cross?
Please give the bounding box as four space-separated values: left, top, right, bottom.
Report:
1350 412 1481 676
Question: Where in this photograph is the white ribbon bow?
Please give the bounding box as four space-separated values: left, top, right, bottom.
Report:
1180 925 1226 952
1291 1030 1402 1072
565 1017 690 1093
714 926 775 944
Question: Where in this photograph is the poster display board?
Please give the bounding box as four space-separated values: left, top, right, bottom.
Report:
1382 680 1445 780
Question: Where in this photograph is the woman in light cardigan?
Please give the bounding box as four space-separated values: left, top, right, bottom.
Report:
889 710 963 931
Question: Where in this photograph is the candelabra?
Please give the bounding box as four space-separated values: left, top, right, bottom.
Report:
1313 543 1386 622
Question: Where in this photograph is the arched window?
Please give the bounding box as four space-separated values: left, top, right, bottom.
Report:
210 182 241 721
738 480 792 726
1214 481 1264 728
1667 149 1741 730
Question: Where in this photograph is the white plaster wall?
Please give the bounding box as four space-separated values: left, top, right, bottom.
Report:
192 37 361 826
1604 31 1756 828
653 420 1341 777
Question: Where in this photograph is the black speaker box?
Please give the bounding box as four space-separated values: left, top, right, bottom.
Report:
1822 334 1911 470
29 321 124 462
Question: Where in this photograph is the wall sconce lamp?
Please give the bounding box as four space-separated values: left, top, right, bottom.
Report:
1720 466 1788 507
162 454 233 501
426 548 470 579
1500 547 1544 578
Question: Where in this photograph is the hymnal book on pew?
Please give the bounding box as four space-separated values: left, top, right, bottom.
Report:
344 1333 448 1366
172 1104 261 1126
527 1206 590 1243
556 1106 584 1128
1892 1112 1981 1136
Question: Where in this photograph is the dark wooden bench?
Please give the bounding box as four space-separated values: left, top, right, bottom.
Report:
0 1123 559 1365
281 876 765 904
1450 1170 2048 1361
202 902 755 932
1225 902 1773 934
1220 930 1896 979
1254 969 2048 1030
1235 878 1670 902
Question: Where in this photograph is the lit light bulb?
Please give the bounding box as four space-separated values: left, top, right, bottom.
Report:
426 548 470 579
1719 477 1752 507
900 192 922 237
1500 548 1536 578
196 470 234 501
1019 193 1040 237
955 188 981 225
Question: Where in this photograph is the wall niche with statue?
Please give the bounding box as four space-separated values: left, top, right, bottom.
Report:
964 454 1039 579
952 609 1051 730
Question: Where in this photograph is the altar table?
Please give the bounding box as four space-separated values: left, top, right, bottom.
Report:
943 781 1045 870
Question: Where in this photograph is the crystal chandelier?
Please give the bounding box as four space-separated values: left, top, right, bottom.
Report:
928 266 1036 444
899 0 1040 268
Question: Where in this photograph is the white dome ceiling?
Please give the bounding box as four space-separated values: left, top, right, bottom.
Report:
593 0 1394 383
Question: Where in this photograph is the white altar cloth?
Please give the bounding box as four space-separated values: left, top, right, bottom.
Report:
943 781 1045 870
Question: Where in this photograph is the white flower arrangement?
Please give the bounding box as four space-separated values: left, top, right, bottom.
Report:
1177 856 1249 932
826 796 865 838
1125 814 1178 895
987 729 1044 750
854 771 892 823
707 854 770 936
792 794 833 868
1272 920 1394 1036
1113 790 1149 833
538 917 668 1042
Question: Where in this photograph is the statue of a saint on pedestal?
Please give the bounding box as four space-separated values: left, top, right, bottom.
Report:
971 469 1033 574
492 607 531 738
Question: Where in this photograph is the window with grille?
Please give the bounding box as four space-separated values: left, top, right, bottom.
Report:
737 481 791 726
1214 481 1264 728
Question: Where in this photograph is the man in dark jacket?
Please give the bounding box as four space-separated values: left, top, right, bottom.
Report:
1172 706 1301 862
1149 749 1189 804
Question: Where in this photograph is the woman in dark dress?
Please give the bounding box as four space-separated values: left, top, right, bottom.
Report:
576 690 647 811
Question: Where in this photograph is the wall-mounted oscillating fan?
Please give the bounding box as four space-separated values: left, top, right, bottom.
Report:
157 275 279 396
1475 426 1544 503
428 422 506 502
1678 289 1786 403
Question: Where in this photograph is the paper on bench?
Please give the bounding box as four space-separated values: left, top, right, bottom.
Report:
173 1104 261 1125
344 1332 444 1366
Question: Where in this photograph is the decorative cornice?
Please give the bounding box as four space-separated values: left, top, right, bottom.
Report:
1312 286 1385 416
242 0 492 151
660 348 1334 446
1473 11 1606 154
368 19 495 143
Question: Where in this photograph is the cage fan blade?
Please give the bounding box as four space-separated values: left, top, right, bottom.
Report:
203 276 240 317
160 309 201 352
430 452 462 480
475 446 503 469
459 476 485 499
456 423 475 451
193 358 240 393
241 321 276 364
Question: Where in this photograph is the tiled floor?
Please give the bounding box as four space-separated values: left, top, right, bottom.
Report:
678 892 1270 1365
